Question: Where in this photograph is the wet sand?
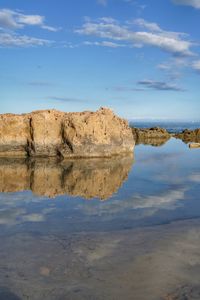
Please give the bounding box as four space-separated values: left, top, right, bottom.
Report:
1 219 200 300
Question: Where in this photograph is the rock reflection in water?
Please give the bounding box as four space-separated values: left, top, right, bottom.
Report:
0 155 133 200
136 137 170 147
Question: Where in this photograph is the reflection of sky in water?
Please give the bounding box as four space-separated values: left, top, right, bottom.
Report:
0 138 200 235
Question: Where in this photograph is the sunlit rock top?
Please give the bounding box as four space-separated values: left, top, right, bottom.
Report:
0 107 134 158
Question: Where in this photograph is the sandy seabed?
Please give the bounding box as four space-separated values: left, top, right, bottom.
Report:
1 219 200 300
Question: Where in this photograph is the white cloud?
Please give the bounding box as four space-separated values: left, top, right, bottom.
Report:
75 18 193 56
157 57 200 80
17 14 44 26
83 40 125 48
172 0 200 9
137 79 185 91
97 0 107 6
133 18 188 40
0 8 58 47
99 17 117 24
0 8 59 31
157 56 190 79
81 187 187 217
41 25 60 32
192 60 200 71
134 18 162 32
0 9 21 29
0 32 52 47
132 189 186 210
158 57 200 75
23 213 45 222
189 174 200 182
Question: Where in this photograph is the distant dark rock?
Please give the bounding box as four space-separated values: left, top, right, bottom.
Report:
131 127 170 146
174 128 200 144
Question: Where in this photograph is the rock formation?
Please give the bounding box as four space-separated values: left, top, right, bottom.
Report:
0 113 31 157
0 155 133 199
174 128 200 144
0 108 134 158
189 143 200 149
132 127 170 146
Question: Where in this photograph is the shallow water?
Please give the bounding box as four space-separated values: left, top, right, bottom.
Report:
0 138 200 300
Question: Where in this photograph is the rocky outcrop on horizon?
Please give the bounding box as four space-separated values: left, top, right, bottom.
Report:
132 127 170 146
0 108 134 158
0 155 133 199
174 128 200 144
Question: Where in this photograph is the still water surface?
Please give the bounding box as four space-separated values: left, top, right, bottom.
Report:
0 138 200 300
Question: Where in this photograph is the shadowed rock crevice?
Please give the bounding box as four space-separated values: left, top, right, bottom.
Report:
0 155 133 199
0 108 134 158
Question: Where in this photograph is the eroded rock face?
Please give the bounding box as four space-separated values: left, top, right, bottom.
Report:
0 155 133 199
60 108 134 157
28 110 64 157
0 114 30 157
0 108 134 158
132 127 170 146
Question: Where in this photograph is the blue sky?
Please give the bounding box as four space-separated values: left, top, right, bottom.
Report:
0 0 199 120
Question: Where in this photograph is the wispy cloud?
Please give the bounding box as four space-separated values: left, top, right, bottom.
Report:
189 173 200 182
97 0 107 6
123 0 147 10
48 96 83 102
108 86 146 92
192 60 200 71
172 0 200 9
133 18 163 32
157 56 189 79
137 79 185 91
75 17 194 56
108 80 184 92
158 57 200 76
0 8 59 48
0 32 52 47
83 40 125 48
0 8 60 31
28 81 55 87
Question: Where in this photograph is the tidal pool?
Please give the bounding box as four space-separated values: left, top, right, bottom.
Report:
0 138 200 300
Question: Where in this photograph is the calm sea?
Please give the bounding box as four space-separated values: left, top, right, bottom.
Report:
0 138 200 299
130 121 200 133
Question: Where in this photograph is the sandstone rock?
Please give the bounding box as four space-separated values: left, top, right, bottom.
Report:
28 110 64 157
0 158 30 192
189 143 200 149
0 155 133 199
132 127 170 146
136 137 170 147
61 156 133 199
0 113 30 157
174 128 200 143
60 108 134 158
0 108 134 158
